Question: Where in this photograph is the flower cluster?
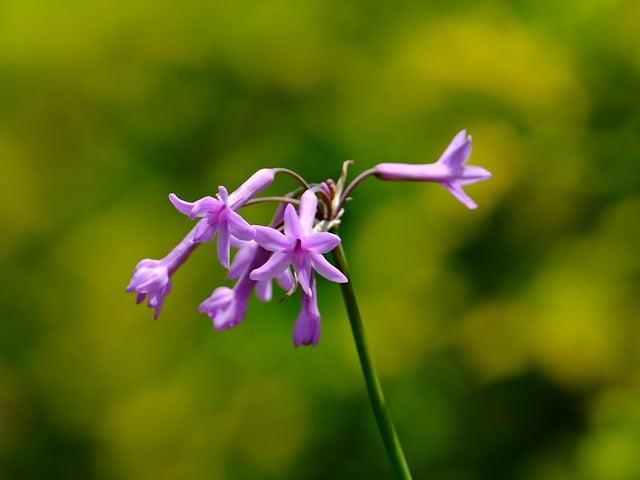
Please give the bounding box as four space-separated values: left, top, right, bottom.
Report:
127 131 491 346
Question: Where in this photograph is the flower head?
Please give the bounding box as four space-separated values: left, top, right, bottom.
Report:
374 130 491 209
293 281 321 347
169 169 275 268
249 190 347 296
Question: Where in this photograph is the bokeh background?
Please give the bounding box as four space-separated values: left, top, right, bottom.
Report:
1 1 639 478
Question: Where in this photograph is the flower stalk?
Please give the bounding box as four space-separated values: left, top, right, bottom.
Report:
332 243 413 480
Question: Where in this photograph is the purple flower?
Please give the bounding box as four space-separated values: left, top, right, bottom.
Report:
199 247 271 329
200 244 295 329
126 221 201 318
169 169 275 268
374 130 491 209
228 239 294 301
198 287 245 330
293 281 321 347
249 190 347 296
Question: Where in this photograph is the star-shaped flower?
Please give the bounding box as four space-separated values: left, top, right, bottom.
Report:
375 130 491 209
249 190 347 295
168 169 274 268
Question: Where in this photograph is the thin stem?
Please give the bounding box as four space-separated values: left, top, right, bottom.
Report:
304 184 330 218
331 243 413 480
335 167 376 215
243 196 300 207
273 168 312 191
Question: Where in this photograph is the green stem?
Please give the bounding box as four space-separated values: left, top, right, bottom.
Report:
332 244 413 480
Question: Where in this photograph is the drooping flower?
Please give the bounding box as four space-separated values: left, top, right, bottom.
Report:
169 168 275 268
199 247 268 329
198 286 245 330
126 220 202 318
228 238 294 301
293 280 321 347
249 190 347 296
199 244 293 329
374 130 491 209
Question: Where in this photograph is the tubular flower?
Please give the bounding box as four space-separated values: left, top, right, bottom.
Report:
250 190 347 296
169 168 275 267
126 220 202 318
199 246 270 329
375 130 491 209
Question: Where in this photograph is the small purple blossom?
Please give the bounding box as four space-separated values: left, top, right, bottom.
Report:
126 221 201 318
250 190 347 296
169 168 275 268
375 130 491 209
199 246 270 329
293 280 321 347
199 285 250 330
127 259 171 319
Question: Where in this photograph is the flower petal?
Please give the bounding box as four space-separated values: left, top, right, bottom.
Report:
148 283 171 319
216 222 231 268
283 204 304 239
302 232 341 253
227 210 255 240
438 130 472 170
276 268 295 291
254 226 292 251
310 252 348 283
193 219 216 243
440 130 468 158
168 193 194 216
170 194 222 219
250 251 291 281
298 190 318 234
230 237 252 249
294 255 313 296
217 185 229 204
442 181 477 209
255 280 272 302
460 165 492 185
228 244 256 279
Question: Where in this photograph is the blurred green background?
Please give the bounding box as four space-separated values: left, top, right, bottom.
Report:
1 0 639 478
